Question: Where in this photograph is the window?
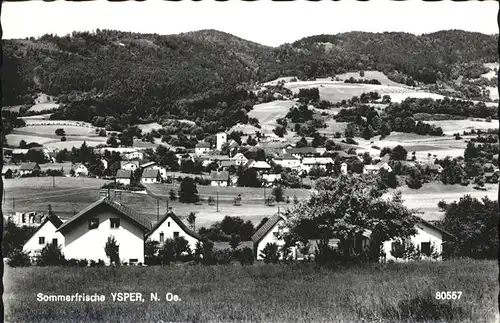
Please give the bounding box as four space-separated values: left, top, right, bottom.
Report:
159 232 164 242
110 218 121 229
167 221 170 227
129 258 138 264
52 238 58 246
421 242 431 256
173 231 179 238
39 237 45 245
88 218 99 230
391 241 400 253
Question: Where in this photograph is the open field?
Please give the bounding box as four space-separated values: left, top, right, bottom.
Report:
247 100 296 132
14 125 96 136
229 123 261 135
28 103 61 112
44 139 108 150
5 134 55 146
426 119 497 136
334 70 406 87
4 259 497 323
137 122 162 133
21 113 53 120
386 183 498 221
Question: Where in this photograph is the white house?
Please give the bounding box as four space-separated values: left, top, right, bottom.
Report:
210 171 229 187
142 164 168 180
120 161 139 172
57 198 152 265
216 132 227 151
73 163 89 177
125 151 144 161
116 169 132 186
141 169 161 184
195 142 211 156
19 162 40 176
300 157 334 172
22 214 65 261
145 211 202 252
231 153 248 166
363 162 392 174
382 219 454 262
341 162 348 175
272 154 301 170
246 160 271 171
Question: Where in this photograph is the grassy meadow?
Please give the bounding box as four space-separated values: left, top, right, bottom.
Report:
4 259 497 323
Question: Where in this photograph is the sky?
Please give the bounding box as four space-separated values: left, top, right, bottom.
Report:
2 0 498 47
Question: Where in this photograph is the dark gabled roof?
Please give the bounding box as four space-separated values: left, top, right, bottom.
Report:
19 162 39 170
116 169 132 178
196 142 210 148
286 147 317 155
251 213 284 244
24 214 64 243
57 198 152 233
417 218 455 240
142 169 160 178
210 171 229 181
145 211 202 240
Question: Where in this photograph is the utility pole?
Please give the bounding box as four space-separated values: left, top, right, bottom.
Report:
263 185 266 205
52 176 55 188
13 197 15 212
157 199 159 221
216 188 219 212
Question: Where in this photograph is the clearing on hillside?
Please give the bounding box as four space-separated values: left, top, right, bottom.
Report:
247 100 296 132
334 70 406 86
137 122 162 133
28 103 61 113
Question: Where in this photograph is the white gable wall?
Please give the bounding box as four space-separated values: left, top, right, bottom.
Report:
382 224 444 262
148 216 199 252
63 210 145 264
23 221 65 258
256 219 286 260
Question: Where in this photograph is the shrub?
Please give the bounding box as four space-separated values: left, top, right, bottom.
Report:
37 242 65 266
260 242 280 264
7 249 31 267
104 236 120 265
236 247 254 265
229 234 241 250
174 236 192 261
161 239 176 265
77 259 89 267
65 258 79 267
213 249 232 265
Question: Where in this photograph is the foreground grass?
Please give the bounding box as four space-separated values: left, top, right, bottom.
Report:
4 259 497 323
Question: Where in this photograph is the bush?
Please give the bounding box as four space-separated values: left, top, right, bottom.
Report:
65 258 79 267
7 249 31 267
260 242 280 264
236 247 254 265
77 259 89 267
37 242 65 266
213 249 232 265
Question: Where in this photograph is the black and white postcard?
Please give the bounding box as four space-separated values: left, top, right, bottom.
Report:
1 0 499 322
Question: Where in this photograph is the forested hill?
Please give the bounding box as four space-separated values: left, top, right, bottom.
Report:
2 29 497 131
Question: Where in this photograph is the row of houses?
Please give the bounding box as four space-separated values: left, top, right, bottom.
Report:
19 197 454 264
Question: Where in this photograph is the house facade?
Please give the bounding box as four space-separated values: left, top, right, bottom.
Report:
116 169 132 186
125 151 144 161
382 220 454 262
272 154 301 170
23 215 65 261
231 153 248 166
146 211 202 252
19 162 40 176
300 157 334 172
57 198 152 264
73 163 89 177
210 171 229 187
195 142 210 156
141 169 161 184
216 132 227 151
120 161 139 172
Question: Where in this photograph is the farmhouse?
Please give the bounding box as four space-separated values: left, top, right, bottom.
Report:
210 171 230 187
300 157 335 172
145 210 202 252
19 162 40 176
120 161 139 172
272 154 301 169
285 147 321 158
220 160 237 170
125 151 144 161
116 169 132 186
22 214 65 262
231 152 248 166
245 160 271 172
382 219 455 262
57 198 152 265
195 142 210 156
72 163 89 177
484 172 499 183
141 169 161 184
363 160 392 174
2 168 13 179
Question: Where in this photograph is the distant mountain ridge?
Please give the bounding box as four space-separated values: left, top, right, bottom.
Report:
1 29 497 129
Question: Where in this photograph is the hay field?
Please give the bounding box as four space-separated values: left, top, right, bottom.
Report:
14 125 96 136
137 122 162 133
247 100 296 131
426 119 497 136
28 103 60 112
4 260 497 322
334 70 406 86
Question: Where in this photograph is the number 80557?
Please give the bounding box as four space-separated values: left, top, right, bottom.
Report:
435 291 462 300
